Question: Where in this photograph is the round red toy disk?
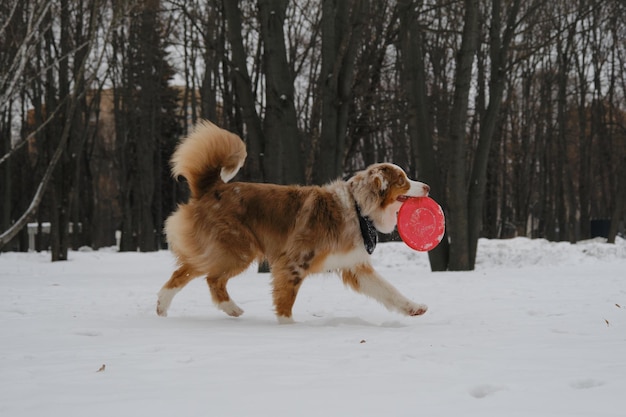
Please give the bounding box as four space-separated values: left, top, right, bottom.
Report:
397 197 445 251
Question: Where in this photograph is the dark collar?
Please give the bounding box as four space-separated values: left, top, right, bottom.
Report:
355 204 377 254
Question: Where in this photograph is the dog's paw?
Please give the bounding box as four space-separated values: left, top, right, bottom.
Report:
157 288 178 317
156 301 168 317
406 303 428 316
277 315 295 324
218 300 244 317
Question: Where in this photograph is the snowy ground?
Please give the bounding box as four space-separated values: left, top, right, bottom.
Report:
1 237 625 417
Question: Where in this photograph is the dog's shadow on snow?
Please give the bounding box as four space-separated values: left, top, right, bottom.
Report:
303 316 409 328
157 314 409 328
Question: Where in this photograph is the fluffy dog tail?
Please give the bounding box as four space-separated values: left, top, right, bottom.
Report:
171 120 247 198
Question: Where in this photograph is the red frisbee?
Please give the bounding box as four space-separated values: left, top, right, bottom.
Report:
397 197 445 251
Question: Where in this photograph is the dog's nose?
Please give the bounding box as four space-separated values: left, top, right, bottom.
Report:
424 184 430 194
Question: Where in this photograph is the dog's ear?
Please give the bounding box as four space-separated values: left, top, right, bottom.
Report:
348 166 389 198
347 174 359 190
370 168 388 196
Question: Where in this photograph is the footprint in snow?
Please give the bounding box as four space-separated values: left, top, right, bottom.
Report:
73 330 102 337
570 378 605 389
469 384 506 399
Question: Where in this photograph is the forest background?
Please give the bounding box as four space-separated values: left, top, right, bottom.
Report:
0 0 624 271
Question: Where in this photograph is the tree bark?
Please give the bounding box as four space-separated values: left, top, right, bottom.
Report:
0 108 12 250
446 0 479 271
607 157 625 243
467 0 522 267
258 0 304 185
223 0 265 182
398 0 449 271
314 0 364 184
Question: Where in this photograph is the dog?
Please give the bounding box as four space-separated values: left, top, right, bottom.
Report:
156 121 430 323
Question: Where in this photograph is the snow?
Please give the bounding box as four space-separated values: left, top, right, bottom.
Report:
1 237 625 417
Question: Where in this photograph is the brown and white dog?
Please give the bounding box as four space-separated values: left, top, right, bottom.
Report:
156 121 430 323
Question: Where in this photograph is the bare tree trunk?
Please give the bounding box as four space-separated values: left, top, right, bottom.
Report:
313 0 364 184
446 0 479 271
112 0 177 252
0 108 11 250
607 11 625 243
258 0 304 185
398 0 449 271
608 156 625 243
558 83 577 243
467 0 522 268
50 0 103 259
223 0 264 182
55 0 83 258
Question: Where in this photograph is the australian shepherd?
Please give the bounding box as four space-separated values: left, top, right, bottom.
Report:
156 121 430 323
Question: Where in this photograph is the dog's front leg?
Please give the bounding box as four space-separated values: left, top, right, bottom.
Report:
342 265 427 316
271 266 306 324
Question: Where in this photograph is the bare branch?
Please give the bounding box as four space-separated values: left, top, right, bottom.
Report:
0 96 69 166
0 0 117 248
0 1 52 109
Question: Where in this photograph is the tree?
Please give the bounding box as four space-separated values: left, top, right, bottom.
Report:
0 1 52 250
313 0 364 184
3 0 625 259
46 0 103 261
398 0 479 271
398 0 448 270
0 0 110 257
399 0 548 270
112 0 179 252
223 0 265 182
258 0 304 185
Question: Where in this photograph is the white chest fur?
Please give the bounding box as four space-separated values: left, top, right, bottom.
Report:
321 247 370 272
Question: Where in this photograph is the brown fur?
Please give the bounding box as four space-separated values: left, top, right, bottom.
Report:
157 121 430 323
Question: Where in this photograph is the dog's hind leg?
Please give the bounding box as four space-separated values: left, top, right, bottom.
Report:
205 251 257 317
157 264 199 317
341 265 428 316
207 272 246 317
